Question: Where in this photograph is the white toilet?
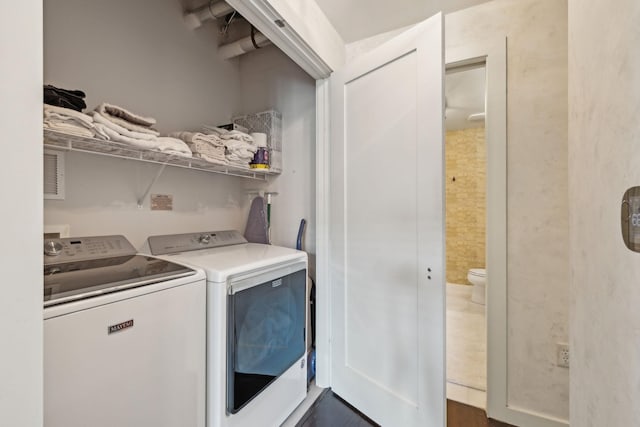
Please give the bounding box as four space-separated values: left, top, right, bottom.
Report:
467 268 486 305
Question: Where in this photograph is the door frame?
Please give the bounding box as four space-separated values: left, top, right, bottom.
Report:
446 38 509 421
314 37 510 419
446 39 565 427
228 3 565 424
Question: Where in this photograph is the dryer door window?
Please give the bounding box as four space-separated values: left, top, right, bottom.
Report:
227 268 306 413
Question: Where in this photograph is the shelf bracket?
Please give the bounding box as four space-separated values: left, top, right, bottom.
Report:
137 163 168 209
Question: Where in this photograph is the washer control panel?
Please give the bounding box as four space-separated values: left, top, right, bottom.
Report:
43 235 136 265
147 230 248 255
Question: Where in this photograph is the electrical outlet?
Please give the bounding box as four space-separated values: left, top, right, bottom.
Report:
557 343 570 368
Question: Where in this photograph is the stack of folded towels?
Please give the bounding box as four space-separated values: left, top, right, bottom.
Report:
90 103 191 158
42 86 264 166
43 84 97 137
203 127 257 169
168 132 227 165
44 104 96 138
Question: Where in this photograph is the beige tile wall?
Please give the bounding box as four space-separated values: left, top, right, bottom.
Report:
445 126 486 284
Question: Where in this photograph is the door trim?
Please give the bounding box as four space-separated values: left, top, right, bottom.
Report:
447 39 567 427
314 77 331 388
225 0 339 79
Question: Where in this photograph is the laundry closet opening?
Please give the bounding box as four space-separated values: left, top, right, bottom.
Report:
43 0 317 259
43 0 318 425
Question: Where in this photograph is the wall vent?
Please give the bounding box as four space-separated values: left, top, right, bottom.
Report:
44 150 65 200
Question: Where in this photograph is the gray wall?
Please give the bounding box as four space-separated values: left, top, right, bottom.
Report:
43 0 315 251
43 0 248 246
44 0 241 133
238 44 317 271
569 0 640 424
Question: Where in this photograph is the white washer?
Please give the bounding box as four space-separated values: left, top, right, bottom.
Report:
144 230 308 427
44 235 207 427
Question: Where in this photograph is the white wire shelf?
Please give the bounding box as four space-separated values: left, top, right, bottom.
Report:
43 129 277 181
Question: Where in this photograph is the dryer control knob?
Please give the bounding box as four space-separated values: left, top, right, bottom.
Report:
198 234 211 245
44 240 63 256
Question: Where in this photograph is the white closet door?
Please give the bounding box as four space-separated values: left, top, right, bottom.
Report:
329 13 445 426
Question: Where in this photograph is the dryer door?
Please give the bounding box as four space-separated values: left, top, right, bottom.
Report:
226 267 307 413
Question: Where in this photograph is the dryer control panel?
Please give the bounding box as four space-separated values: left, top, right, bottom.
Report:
147 230 248 255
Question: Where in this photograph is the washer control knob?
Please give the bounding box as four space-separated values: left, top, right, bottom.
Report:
46 266 61 275
198 234 211 245
44 240 63 256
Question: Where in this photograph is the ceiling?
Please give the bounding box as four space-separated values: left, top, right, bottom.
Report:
309 0 489 131
446 66 486 131
313 0 493 43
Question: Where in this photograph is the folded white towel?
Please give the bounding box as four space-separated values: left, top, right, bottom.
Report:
44 113 93 132
91 112 158 141
156 137 192 157
169 131 227 165
169 131 224 147
94 124 189 157
223 138 255 150
223 137 257 164
231 148 255 159
201 126 229 137
194 152 228 166
92 124 110 140
99 113 159 136
226 152 253 163
44 121 94 138
44 105 94 128
96 102 156 127
93 123 142 145
220 130 254 143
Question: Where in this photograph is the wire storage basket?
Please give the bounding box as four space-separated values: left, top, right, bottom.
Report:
233 110 282 173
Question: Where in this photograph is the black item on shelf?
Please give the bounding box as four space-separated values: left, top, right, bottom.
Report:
44 84 87 112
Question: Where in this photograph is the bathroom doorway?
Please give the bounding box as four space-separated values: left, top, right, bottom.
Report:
444 62 488 409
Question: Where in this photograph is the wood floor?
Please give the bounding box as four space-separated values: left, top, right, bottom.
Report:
294 390 517 427
447 400 517 427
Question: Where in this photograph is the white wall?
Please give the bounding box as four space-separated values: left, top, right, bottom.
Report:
0 0 43 425
238 45 317 273
447 0 569 421
569 1 640 425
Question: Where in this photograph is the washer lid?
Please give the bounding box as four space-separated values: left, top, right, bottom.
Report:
44 255 196 307
469 268 486 277
161 243 307 282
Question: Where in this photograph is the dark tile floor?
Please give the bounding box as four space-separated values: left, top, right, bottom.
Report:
295 391 518 427
295 389 378 427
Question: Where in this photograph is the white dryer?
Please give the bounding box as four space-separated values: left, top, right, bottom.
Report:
43 235 207 427
144 230 308 427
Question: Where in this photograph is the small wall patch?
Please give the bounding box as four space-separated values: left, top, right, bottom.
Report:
151 194 173 211
108 319 134 334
